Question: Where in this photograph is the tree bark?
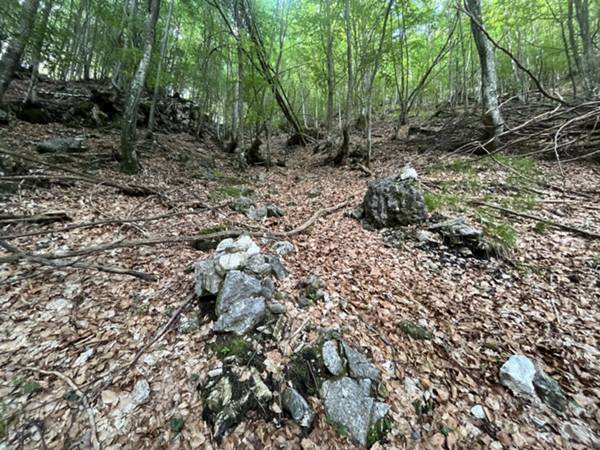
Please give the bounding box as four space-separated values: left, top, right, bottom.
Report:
0 0 41 103
334 0 353 165
464 0 504 141
25 0 53 104
323 0 335 137
120 0 161 174
148 0 174 130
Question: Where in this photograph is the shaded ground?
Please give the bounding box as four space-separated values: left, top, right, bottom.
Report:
1 117 599 449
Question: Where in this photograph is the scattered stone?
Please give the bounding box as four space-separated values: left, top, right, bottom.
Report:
208 368 223 378
273 240 295 255
266 204 285 217
267 255 289 280
499 355 536 396
231 196 255 213
362 167 428 228
307 190 321 198
213 271 267 335
399 320 432 340
342 342 380 381
321 377 388 447
268 302 287 315
560 420 600 447
36 137 86 154
470 405 487 420
131 379 151 406
246 205 268 220
282 387 315 428
245 254 273 277
194 259 223 296
46 298 73 312
298 275 326 306
322 340 344 376
381 361 396 378
533 369 568 412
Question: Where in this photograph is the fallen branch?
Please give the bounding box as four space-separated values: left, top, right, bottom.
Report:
0 204 227 240
471 201 600 240
0 147 160 196
0 200 352 263
0 240 157 281
17 367 100 450
0 211 70 224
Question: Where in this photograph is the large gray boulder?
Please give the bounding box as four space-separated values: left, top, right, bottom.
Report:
213 271 267 335
362 167 427 228
322 340 345 376
321 377 389 447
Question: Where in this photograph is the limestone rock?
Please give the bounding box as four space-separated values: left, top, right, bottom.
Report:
533 369 568 412
194 259 223 296
282 387 315 428
273 240 295 255
322 340 344 376
321 377 388 447
362 168 427 228
499 355 536 396
267 255 289 280
266 204 285 217
342 342 380 381
214 271 266 335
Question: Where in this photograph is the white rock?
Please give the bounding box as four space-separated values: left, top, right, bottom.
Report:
499 355 536 396
400 166 418 180
46 298 72 311
131 379 150 405
470 405 487 420
101 390 119 405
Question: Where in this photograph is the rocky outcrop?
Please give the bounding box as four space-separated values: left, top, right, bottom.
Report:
362 167 428 228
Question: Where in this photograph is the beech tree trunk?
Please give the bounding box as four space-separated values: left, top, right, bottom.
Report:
120 0 161 174
465 0 504 141
25 0 53 104
148 0 174 130
334 0 353 165
0 0 41 103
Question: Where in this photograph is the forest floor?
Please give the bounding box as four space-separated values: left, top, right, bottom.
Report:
1 114 599 449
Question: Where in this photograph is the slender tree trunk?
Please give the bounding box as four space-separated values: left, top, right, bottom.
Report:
25 0 53 104
323 0 334 137
464 0 504 141
365 0 394 166
148 0 174 130
120 0 161 174
0 0 41 103
335 0 353 165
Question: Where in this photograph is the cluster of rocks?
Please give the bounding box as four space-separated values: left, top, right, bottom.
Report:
499 354 600 447
355 167 489 257
284 337 391 447
230 196 285 221
195 236 391 447
500 354 568 412
194 235 288 335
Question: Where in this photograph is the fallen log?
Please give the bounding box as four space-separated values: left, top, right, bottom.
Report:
0 211 70 224
471 201 600 240
0 147 160 196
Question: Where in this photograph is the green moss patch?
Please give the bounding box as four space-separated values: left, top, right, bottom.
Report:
287 345 328 397
399 321 432 340
367 415 392 447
